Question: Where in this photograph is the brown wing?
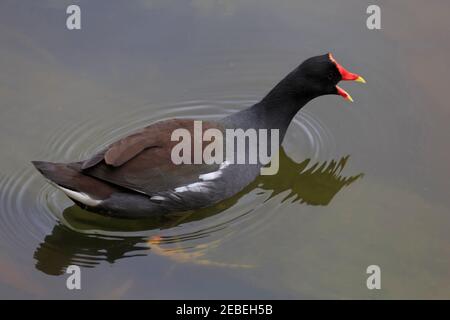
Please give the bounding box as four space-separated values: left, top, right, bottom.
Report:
80 119 224 195
81 119 180 169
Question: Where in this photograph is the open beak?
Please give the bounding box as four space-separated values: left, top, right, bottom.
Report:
329 53 366 102
336 85 353 102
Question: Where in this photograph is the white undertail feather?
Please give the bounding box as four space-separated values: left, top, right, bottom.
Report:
59 186 102 207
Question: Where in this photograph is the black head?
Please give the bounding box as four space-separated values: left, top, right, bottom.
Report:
283 53 366 102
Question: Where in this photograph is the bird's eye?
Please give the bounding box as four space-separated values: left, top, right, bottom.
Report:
327 73 334 80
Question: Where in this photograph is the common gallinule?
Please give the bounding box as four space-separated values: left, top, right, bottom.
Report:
32 53 365 218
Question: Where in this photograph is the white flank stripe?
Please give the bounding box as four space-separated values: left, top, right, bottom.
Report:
175 161 230 193
198 161 230 181
150 195 166 201
174 182 211 193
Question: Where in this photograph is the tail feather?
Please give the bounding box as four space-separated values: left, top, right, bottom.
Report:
31 161 116 200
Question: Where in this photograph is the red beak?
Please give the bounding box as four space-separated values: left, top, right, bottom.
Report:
329 53 366 102
335 86 353 102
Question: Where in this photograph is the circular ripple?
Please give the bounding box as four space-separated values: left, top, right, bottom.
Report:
0 98 335 272
286 110 336 163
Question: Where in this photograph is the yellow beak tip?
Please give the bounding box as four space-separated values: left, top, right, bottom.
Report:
347 96 354 103
355 76 366 84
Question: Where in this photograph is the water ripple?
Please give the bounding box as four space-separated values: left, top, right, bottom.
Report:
0 98 360 274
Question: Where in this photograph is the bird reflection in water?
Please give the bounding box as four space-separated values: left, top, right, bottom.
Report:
34 148 363 275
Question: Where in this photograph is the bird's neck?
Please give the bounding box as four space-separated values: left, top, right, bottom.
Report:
258 87 312 137
223 81 313 141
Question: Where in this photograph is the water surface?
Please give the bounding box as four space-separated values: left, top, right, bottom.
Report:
1 0 450 299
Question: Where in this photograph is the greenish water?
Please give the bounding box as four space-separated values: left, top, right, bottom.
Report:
1 0 450 299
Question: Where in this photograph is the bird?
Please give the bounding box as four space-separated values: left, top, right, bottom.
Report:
32 53 365 218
